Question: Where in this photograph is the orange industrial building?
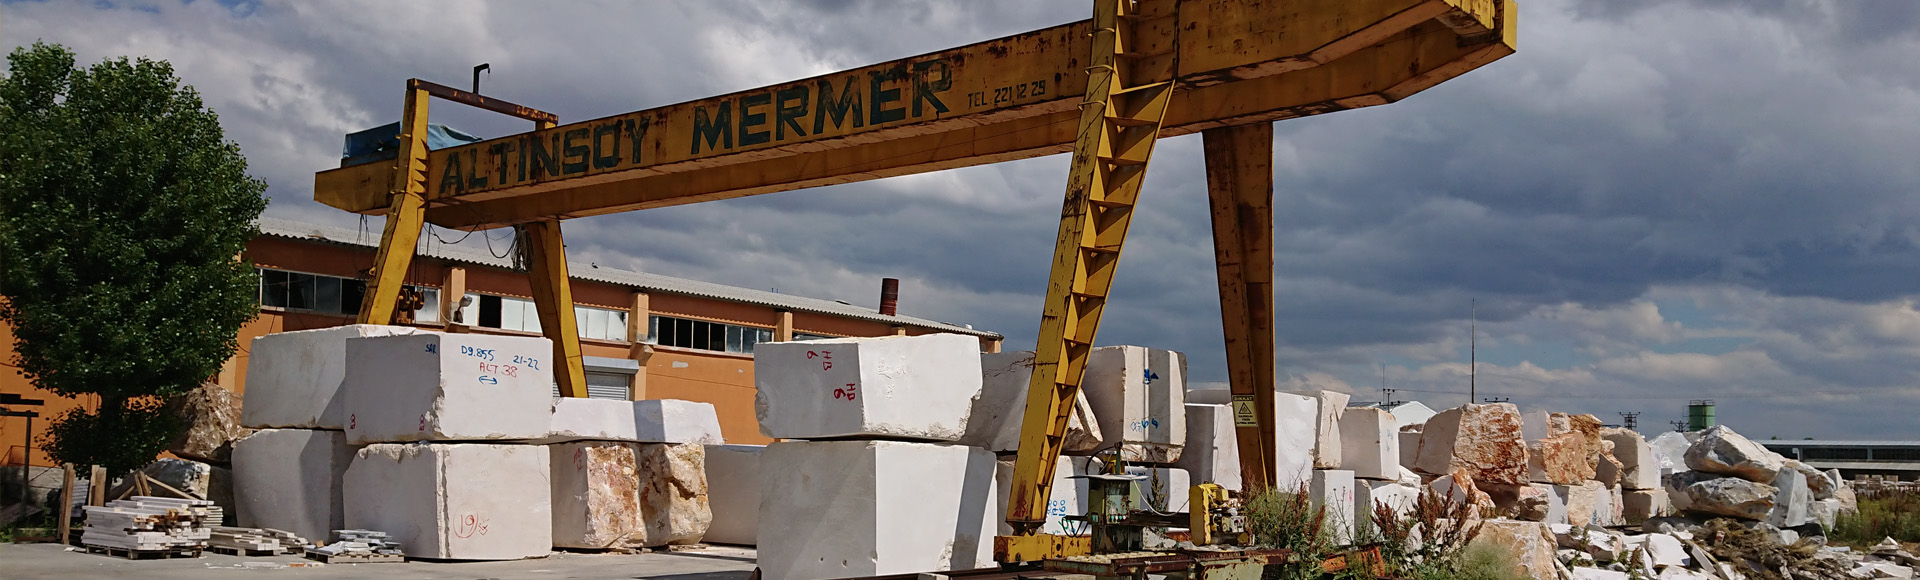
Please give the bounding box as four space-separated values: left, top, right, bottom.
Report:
0 217 1002 468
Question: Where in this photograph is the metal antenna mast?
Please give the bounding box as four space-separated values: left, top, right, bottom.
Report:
1470 298 1477 405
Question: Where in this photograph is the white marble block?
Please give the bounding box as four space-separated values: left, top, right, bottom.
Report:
242 324 416 429
550 441 643 549
545 398 640 443
759 440 998 580
1175 404 1243 490
232 428 354 544
754 334 983 441
1356 480 1418 523
1601 428 1660 490
994 458 1088 536
1311 469 1357 545
1273 392 1319 489
343 332 554 444
1285 390 1349 469
1339 407 1398 480
636 399 725 444
1398 431 1423 469
1083 346 1187 463
343 443 552 560
703 444 763 546
959 351 1101 453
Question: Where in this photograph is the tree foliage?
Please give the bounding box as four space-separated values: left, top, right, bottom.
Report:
0 42 266 472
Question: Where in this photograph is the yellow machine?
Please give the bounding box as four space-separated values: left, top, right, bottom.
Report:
316 0 1515 567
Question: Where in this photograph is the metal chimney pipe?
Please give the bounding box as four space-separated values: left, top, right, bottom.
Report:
879 278 900 316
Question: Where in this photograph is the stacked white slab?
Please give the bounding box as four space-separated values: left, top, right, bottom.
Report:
343 332 554 444
759 441 998 580
242 324 416 429
343 443 552 560
959 351 1102 453
1338 407 1398 481
543 398 724 444
754 334 983 440
1083 346 1187 463
994 458 1089 536
1286 390 1349 469
232 429 354 545
1175 404 1242 490
704 445 763 546
1273 392 1320 489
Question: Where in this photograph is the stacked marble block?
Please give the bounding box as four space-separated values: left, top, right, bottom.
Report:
545 397 724 549
753 334 998 580
1514 411 1669 527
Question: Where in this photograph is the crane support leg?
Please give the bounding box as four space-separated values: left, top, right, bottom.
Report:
1202 123 1277 491
358 85 432 324
1002 0 1179 550
520 219 590 398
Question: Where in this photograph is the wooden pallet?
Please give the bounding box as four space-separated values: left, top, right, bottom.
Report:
208 545 287 557
303 549 404 564
84 544 203 560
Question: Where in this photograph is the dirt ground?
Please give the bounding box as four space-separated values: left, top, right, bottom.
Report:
0 542 759 580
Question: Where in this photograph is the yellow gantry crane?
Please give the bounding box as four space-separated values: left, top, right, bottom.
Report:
318 0 1515 564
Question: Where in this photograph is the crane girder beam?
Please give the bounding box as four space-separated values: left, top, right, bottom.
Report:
313 0 1514 230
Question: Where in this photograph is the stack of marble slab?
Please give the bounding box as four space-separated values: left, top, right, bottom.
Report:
334 331 560 560
1283 390 1358 544
1339 404 1414 539
753 334 998 580
81 496 216 551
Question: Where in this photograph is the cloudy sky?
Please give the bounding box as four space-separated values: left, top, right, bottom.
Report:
7 0 1919 439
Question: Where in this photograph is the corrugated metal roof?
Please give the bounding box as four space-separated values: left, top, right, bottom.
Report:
256 217 1003 338
1761 441 1920 448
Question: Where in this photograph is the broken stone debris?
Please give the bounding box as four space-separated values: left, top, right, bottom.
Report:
1415 403 1529 485
343 332 554 444
701 444 762 546
342 442 552 560
957 351 1100 454
232 428 354 546
1683 425 1786 483
758 440 997 580
754 333 984 441
242 324 416 429
1082 346 1187 463
1336 406 1397 480
1174 403 1242 490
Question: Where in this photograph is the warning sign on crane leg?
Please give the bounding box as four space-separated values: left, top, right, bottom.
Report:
1232 395 1258 427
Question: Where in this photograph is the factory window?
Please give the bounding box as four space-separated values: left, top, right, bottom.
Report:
460 293 627 341
648 315 771 354
257 268 437 323
791 332 838 342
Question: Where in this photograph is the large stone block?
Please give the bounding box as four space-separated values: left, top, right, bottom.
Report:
543 398 726 445
167 380 246 463
1311 470 1356 545
550 441 642 549
1551 413 1606 471
1273 392 1319 489
1175 404 1242 490
1602 428 1660 490
1470 520 1558 580
759 440 998 580
1682 476 1777 521
1595 442 1624 487
1285 390 1348 469
242 324 416 429
1397 431 1422 469
994 458 1087 536
754 334 983 441
1783 460 1835 500
959 351 1100 454
1530 483 1568 524
703 444 762 546
1683 426 1786 482
1530 432 1591 484
1767 467 1810 528
634 443 712 546
1561 481 1606 527
343 443 552 560
1356 480 1418 523
1414 404 1529 485
343 332 554 444
232 428 353 544
1622 489 1669 523
1337 407 1396 480
1083 346 1187 463
1649 431 1695 475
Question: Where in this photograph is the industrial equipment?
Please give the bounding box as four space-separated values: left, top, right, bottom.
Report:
315 0 1516 570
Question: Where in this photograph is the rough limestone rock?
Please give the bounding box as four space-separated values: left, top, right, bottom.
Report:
1272 392 1319 489
1622 488 1669 523
1551 413 1606 470
1337 406 1397 480
1767 466 1810 529
1415 404 1529 485
1513 485 1551 521
343 332 554 444
1684 476 1778 520
754 334 983 441
166 380 248 463
1562 481 1606 527
550 441 643 549
1285 390 1348 469
1831 469 1858 514
1649 431 1695 475
960 351 1100 454
1663 470 1714 513
702 444 762 546
343 443 552 560
233 429 353 544
1356 480 1418 522
994 458 1087 536
1601 427 1661 490
759 440 998 579
1595 442 1625 487
1809 498 1840 531
1470 519 1559 580
1522 409 1552 442
1310 470 1355 545
635 443 711 546
1429 469 1495 516
1530 483 1569 524
1530 431 1591 484
242 324 416 429
1682 425 1786 482
1175 404 1242 490
1783 460 1835 499
1083 346 1187 463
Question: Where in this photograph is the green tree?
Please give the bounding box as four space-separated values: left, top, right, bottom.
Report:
0 42 267 473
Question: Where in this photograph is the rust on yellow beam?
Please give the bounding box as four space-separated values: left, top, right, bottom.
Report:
521 219 589 398
1202 122 1278 491
314 0 1515 229
357 84 432 324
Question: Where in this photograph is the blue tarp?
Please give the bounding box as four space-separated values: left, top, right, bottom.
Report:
340 122 483 167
